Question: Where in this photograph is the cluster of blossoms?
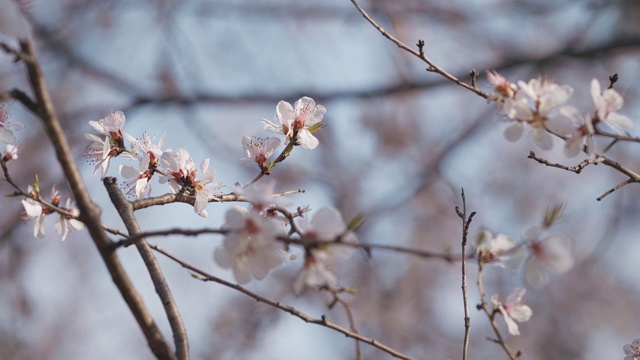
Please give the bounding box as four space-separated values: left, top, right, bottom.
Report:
474 205 573 336
21 185 84 241
81 97 358 292
487 71 634 160
0 103 84 241
215 97 359 292
84 111 224 217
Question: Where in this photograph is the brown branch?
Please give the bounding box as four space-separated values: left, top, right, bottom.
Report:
103 177 189 360
0 89 39 114
455 189 476 360
597 178 635 202
18 39 175 360
527 151 596 174
131 189 304 211
151 244 415 360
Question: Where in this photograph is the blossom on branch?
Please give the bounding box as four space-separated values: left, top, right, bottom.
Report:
294 207 358 293
21 186 46 238
239 136 281 170
486 70 517 109
262 96 326 150
3 143 18 161
561 106 596 160
160 148 223 217
474 229 516 267
491 288 532 336
0 104 24 145
502 77 573 150
624 338 640 360
54 198 84 241
213 206 286 284
21 185 82 240
85 111 129 177
590 78 634 134
237 180 289 211
119 132 164 198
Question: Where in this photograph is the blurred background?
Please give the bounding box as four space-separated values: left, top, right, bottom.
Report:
1 0 640 359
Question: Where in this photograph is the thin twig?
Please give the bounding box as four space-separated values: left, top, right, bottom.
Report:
455 189 476 360
151 244 414 360
527 151 596 174
349 0 489 99
597 178 634 202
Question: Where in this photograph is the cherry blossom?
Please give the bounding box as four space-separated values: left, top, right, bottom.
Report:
523 228 573 286
3 143 18 161
491 288 532 336
213 206 286 284
236 180 288 211
262 96 325 150
54 198 84 241
294 207 358 293
119 156 155 199
118 133 163 198
21 186 60 238
85 112 129 177
474 229 516 267
238 136 281 170
22 196 45 238
89 111 126 139
0 104 24 145
590 78 634 134
160 148 223 217
124 132 165 161
502 77 573 150
624 338 640 360
561 106 596 160
486 70 517 109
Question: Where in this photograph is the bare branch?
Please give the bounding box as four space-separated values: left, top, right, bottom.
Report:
349 0 489 99
455 189 476 360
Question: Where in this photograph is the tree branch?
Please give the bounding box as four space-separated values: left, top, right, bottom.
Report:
104 177 189 360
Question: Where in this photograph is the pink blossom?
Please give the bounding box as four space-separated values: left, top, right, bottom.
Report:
491 288 532 336
475 229 516 267
524 228 573 286
239 136 281 170
294 207 358 293
262 96 325 150
590 78 633 134
213 206 286 284
502 78 573 150
160 148 223 217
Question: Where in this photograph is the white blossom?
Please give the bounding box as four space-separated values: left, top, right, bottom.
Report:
491 288 532 336
213 206 285 284
262 96 325 150
294 207 358 293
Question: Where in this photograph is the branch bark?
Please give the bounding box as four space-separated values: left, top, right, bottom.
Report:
104 177 189 360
